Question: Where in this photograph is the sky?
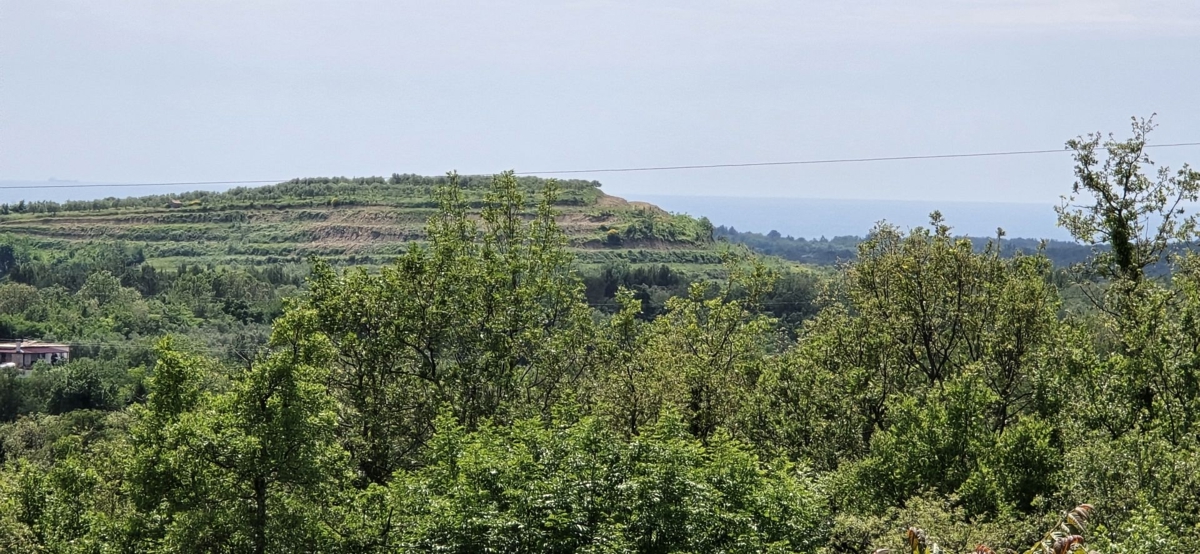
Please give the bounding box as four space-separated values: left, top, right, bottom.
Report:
2 0 1199 204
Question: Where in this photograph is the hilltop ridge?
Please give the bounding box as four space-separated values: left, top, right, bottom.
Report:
0 174 724 270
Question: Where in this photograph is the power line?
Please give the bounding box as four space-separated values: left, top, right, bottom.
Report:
5 141 1200 191
513 142 1200 175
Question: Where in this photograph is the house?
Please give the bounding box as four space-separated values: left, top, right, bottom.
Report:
167 198 183 209
0 340 70 373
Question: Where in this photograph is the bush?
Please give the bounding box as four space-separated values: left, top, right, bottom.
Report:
385 412 829 553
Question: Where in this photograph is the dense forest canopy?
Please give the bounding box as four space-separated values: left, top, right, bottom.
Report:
2 119 1200 553
714 226 1098 269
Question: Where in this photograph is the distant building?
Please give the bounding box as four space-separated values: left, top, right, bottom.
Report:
167 199 183 209
0 340 70 374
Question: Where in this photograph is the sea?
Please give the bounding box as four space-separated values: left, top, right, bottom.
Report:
627 195 1069 241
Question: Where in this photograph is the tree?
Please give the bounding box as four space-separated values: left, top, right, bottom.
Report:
41 359 121 414
306 171 595 483
0 244 16 278
78 270 124 306
826 215 1060 432
1056 115 1200 297
382 411 827 553
631 256 777 441
756 215 1070 517
124 321 346 553
592 289 659 436
1056 116 1200 439
124 338 210 546
0 368 23 423
193 310 344 554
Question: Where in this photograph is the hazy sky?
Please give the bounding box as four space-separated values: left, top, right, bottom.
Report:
3 0 1199 203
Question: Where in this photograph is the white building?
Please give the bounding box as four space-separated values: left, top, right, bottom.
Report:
0 340 70 373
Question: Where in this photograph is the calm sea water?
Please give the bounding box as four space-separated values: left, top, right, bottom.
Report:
628 195 1069 240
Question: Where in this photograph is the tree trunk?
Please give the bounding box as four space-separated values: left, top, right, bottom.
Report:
253 476 268 554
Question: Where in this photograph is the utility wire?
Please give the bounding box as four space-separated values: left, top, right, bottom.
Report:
5 141 1200 191
514 142 1200 175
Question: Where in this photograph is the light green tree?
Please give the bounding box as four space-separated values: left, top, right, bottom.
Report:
305 171 596 483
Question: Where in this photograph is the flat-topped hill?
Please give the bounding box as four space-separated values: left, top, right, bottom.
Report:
0 174 724 269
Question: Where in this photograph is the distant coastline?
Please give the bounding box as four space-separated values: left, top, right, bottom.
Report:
627 194 1068 241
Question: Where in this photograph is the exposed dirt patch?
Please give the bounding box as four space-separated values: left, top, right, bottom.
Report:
595 193 630 208
628 201 667 215
594 193 667 215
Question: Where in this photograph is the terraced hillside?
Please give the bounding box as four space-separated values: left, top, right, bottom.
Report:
0 174 726 270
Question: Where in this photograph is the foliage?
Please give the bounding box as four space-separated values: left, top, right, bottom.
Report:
304 172 597 483
715 225 1096 269
1057 116 1200 287
898 504 1095 554
1 121 1200 551
379 412 827 553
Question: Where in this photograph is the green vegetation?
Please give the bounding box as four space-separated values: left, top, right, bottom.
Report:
1 120 1200 553
0 173 718 271
715 226 1097 268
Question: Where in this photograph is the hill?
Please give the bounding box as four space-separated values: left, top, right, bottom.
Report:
0 174 726 270
0 174 824 343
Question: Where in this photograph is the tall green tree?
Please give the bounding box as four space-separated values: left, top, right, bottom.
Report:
305 171 595 483
1056 116 1200 439
1057 116 1200 289
125 319 345 553
124 338 210 548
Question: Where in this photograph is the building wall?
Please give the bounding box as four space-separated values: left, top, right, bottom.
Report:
0 350 69 368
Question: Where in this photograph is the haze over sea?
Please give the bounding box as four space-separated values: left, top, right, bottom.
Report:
629 195 1069 241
